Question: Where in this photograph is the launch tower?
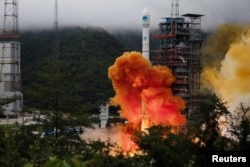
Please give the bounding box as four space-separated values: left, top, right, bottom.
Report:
0 0 22 115
151 1 203 116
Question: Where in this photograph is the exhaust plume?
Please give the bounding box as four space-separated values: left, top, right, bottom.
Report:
202 24 250 111
201 24 243 69
108 51 185 152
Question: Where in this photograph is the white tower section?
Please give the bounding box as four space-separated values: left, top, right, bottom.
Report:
142 8 150 60
99 103 109 128
0 41 22 115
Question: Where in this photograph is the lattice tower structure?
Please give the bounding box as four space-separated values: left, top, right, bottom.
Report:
1 0 19 40
171 0 179 18
0 0 22 115
151 14 203 116
53 0 60 142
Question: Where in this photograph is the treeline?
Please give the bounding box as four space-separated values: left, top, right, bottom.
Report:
0 94 249 167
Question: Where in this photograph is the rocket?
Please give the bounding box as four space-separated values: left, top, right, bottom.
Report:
142 8 150 60
141 8 150 132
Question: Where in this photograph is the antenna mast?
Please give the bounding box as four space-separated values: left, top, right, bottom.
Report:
53 0 60 144
53 0 59 61
171 0 179 18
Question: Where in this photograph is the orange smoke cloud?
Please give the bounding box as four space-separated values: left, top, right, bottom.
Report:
108 51 186 152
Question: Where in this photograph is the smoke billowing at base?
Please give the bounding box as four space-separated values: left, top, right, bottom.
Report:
108 51 186 153
202 24 250 113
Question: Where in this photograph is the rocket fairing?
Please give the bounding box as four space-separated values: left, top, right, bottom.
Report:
142 8 150 60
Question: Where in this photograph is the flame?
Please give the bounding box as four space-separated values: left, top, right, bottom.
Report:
108 51 186 153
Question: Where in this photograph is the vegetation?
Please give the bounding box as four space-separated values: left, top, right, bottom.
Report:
21 27 126 113
1 93 249 167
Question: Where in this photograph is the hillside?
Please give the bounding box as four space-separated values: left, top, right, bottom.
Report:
20 27 126 113
20 26 209 114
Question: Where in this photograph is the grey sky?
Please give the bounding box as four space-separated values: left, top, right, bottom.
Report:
1 0 250 32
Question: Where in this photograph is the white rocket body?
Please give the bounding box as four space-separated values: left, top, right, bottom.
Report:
142 8 150 60
141 8 150 132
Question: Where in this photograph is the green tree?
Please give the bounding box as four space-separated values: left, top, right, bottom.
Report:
0 126 28 167
229 103 250 151
21 27 126 112
187 94 232 151
133 125 198 167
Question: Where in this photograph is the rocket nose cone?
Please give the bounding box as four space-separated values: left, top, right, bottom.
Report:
142 8 150 15
142 7 150 27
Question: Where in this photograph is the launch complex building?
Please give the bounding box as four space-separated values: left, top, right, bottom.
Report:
143 1 203 116
152 14 203 116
